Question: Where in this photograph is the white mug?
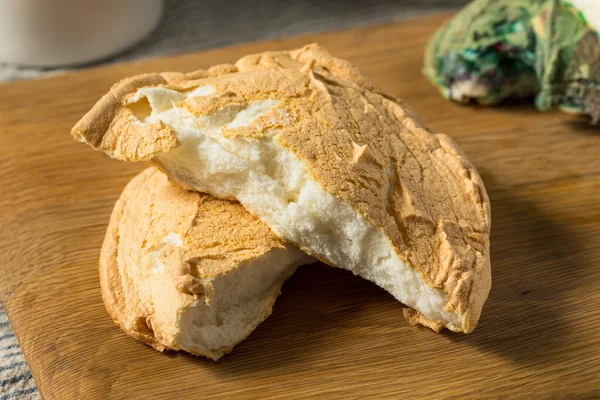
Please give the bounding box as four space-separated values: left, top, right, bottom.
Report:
0 0 163 67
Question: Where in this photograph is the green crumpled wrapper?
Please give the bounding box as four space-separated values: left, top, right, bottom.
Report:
424 0 600 123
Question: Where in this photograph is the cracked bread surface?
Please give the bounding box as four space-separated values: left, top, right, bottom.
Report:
101 167 312 360
75 44 491 333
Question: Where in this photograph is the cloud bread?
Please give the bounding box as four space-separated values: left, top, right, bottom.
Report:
101 167 313 360
75 44 491 333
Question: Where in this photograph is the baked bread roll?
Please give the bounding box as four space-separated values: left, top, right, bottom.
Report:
102 167 313 360
74 44 491 333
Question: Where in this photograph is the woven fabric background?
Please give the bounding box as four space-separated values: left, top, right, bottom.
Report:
0 1 466 398
0 304 39 400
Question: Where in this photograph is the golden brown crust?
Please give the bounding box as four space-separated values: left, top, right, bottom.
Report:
100 168 296 358
403 308 444 333
100 175 165 350
77 44 491 333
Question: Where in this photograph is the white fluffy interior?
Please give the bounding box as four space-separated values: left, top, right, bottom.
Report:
177 247 309 358
129 86 462 330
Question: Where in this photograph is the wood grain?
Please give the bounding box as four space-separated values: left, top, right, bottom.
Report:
1 13 599 399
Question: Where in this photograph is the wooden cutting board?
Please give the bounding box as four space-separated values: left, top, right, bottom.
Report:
1 13 599 399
